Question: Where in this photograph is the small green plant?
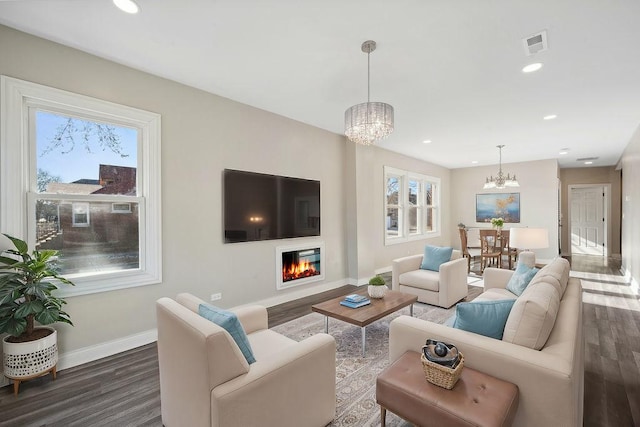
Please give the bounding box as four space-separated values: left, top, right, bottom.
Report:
368 275 386 286
0 233 74 341
490 217 504 228
457 222 466 229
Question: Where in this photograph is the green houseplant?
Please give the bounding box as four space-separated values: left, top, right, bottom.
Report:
0 233 74 394
367 275 387 299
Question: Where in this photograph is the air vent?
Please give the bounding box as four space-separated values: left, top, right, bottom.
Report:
523 30 548 56
576 157 599 162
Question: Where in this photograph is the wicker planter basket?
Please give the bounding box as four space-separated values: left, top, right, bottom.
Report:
420 351 464 390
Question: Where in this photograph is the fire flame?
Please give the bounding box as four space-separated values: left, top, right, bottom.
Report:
283 260 319 282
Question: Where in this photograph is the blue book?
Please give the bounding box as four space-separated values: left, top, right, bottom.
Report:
344 294 369 303
340 299 371 309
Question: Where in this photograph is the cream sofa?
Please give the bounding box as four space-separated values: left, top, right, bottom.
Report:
389 256 584 427
392 249 468 308
156 293 336 427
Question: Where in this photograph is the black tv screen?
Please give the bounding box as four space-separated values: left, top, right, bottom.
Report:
223 169 320 243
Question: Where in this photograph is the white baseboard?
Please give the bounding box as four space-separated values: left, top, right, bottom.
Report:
58 329 157 370
250 278 353 308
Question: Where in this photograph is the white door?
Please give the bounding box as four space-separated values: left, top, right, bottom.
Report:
569 186 606 256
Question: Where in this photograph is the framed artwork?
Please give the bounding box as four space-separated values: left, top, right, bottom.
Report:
476 193 520 223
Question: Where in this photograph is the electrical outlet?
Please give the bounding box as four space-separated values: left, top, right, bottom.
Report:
210 293 222 301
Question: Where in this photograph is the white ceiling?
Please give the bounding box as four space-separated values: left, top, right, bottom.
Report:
2 0 640 169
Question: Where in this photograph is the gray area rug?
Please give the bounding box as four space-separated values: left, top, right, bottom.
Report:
271 280 483 427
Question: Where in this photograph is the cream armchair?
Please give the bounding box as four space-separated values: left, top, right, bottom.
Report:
156 293 336 427
391 249 468 308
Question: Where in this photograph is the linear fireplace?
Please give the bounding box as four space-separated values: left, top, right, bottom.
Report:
276 242 325 290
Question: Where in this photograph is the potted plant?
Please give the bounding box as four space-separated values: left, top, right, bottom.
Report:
0 233 74 395
367 275 388 299
490 217 504 232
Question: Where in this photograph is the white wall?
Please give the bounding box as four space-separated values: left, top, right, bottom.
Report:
620 124 640 291
450 159 560 261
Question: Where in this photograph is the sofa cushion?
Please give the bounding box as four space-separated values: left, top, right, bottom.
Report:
399 269 440 292
528 257 570 297
199 303 256 364
420 245 453 271
453 299 516 340
475 288 518 302
505 263 539 296
502 282 560 350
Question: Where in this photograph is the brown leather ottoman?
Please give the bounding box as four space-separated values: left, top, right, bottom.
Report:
376 350 519 427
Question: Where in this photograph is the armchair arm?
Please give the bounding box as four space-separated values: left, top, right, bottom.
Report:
212 333 337 427
229 305 268 334
482 267 514 290
391 254 423 290
437 257 468 307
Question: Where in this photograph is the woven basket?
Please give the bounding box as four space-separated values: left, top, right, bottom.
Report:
420 351 464 390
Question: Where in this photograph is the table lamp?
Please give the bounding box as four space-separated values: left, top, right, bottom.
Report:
510 228 549 252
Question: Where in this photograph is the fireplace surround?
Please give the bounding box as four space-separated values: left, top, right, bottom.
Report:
276 242 325 290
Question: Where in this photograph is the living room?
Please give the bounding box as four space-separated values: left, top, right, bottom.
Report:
1 2 640 425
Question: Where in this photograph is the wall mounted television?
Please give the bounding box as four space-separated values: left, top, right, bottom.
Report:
223 169 320 243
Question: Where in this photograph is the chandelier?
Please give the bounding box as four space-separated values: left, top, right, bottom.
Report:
483 145 520 189
344 40 394 145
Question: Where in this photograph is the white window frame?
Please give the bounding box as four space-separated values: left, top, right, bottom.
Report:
384 166 441 245
72 202 90 227
1 76 162 297
112 202 132 213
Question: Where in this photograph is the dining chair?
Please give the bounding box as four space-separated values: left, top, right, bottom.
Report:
459 228 481 273
479 229 501 272
500 229 518 269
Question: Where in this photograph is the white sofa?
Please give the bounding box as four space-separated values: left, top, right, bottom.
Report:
156 293 336 427
392 249 468 308
389 255 584 427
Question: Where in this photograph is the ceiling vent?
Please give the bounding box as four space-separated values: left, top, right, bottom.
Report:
523 30 548 56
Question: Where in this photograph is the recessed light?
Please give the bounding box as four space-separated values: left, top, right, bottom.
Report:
584 161 593 165
422 140 432 144
543 114 557 120
471 160 478 164
113 0 140 14
559 150 569 155
522 63 543 73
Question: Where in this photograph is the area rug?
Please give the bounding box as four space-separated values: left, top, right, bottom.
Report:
271 282 483 427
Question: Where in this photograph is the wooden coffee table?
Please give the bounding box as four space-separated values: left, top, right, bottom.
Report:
311 289 418 357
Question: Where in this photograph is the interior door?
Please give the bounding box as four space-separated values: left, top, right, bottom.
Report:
570 186 605 256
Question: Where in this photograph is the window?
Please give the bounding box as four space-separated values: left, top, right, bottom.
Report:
384 166 440 245
72 203 90 227
1 76 162 296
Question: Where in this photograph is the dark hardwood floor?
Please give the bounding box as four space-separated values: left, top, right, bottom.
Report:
0 255 636 426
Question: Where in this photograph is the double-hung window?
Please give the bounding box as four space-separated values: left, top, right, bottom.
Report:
384 166 440 245
1 76 162 296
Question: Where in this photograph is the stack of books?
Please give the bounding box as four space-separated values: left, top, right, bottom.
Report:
339 294 371 308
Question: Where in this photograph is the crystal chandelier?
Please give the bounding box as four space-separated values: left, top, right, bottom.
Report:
344 40 394 145
483 145 520 189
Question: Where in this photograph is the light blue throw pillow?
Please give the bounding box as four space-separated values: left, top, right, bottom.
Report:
420 245 453 271
453 299 516 340
505 263 540 296
198 303 256 364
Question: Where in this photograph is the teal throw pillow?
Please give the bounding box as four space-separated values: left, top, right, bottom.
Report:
420 245 453 271
198 303 256 364
453 299 516 340
505 263 540 296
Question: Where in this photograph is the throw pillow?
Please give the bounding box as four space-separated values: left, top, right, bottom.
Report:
198 303 256 364
505 263 540 296
420 245 453 271
453 299 516 340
